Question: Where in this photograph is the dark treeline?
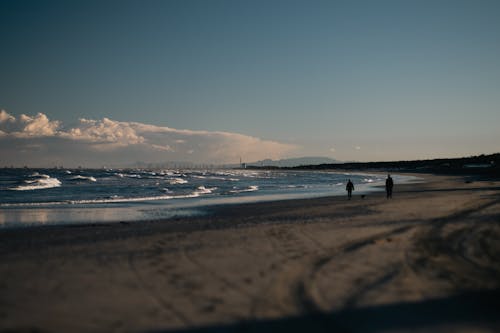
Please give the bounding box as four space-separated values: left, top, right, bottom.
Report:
248 153 500 177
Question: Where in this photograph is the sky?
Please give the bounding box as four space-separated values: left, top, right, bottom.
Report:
1 0 499 167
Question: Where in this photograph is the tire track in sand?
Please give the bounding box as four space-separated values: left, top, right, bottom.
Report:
406 198 500 290
127 250 192 326
298 226 414 312
249 224 332 318
177 230 288 320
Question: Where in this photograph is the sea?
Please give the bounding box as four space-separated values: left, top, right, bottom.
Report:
0 168 418 228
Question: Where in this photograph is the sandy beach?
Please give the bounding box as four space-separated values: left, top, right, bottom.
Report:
0 173 499 333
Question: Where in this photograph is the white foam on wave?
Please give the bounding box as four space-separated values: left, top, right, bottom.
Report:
230 185 259 193
125 174 142 179
115 173 143 179
29 172 50 178
194 186 217 195
116 172 170 180
169 178 188 185
70 175 97 182
1 195 179 207
241 172 260 178
9 175 62 191
2 185 217 207
286 184 309 188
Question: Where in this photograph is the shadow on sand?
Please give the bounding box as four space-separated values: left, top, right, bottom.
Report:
151 290 500 333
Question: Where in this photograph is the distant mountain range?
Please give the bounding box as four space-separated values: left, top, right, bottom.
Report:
246 157 339 168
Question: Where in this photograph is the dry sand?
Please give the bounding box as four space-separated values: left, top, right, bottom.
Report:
0 173 499 333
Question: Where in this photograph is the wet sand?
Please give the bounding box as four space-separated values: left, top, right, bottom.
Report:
0 174 499 333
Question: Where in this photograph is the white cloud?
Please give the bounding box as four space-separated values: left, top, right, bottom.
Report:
0 111 298 166
354 146 361 150
17 113 61 137
329 147 336 153
0 110 15 123
0 111 61 138
62 118 145 146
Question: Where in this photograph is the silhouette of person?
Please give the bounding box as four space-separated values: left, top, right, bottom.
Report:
346 179 354 200
385 174 394 199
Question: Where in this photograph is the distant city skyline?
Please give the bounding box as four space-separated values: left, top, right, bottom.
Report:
1 0 499 167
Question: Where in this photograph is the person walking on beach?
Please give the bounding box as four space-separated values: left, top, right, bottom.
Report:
385 174 394 199
346 179 354 200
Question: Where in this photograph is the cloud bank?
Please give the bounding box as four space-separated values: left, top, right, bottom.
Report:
0 110 297 167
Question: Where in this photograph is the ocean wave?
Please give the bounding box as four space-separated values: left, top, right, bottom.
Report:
9 175 62 191
230 185 259 193
2 185 218 207
125 174 142 179
240 172 260 178
0 195 176 207
69 175 97 182
290 184 309 188
194 186 217 195
29 172 50 178
169 178 188 185
115 173 143 179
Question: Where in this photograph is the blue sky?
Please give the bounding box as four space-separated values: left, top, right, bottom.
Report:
1 0 499 166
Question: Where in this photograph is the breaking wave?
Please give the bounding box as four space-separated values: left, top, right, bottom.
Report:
2 184 218 207
230 185 259 193
69 175 97 182
9 174 62 191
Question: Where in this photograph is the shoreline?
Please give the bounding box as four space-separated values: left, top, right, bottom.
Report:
0 171 420 229
0 173 499 332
